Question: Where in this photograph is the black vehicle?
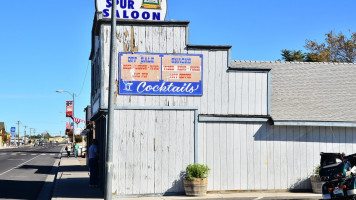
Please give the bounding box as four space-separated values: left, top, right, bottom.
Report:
320 152 356 199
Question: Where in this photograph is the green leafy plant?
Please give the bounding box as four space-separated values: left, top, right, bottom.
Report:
186 164 210 180
314 164 320 175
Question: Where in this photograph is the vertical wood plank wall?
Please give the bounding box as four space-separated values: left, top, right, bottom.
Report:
91 23 356 194
198 123 356 191
113 110 195 195
98 24 268 116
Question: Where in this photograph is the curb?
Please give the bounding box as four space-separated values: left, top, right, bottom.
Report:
37 146 64 200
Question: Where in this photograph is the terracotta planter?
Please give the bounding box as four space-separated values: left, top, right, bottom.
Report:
183 178 208 196
310 174 322 194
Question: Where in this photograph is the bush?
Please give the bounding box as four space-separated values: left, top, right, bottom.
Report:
186 164 210 180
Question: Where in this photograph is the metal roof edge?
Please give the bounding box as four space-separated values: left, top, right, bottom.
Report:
273 121 356 127
187 44 232 51
231 60 356 65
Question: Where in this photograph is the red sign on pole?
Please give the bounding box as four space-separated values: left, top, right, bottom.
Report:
66 101 73 118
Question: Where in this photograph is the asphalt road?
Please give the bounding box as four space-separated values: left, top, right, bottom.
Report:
0 144 63 200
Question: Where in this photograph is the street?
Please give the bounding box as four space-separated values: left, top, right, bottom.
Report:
0 144 63 200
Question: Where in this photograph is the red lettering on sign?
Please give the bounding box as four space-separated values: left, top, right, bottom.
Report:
142 73 148 78
135 65 148 70
123 64 132 70
150 65 160 70
179 74 192 79
190 66 201 71
133 73 141 78
170 73 179 79
164 66 174 71
178 66 186 71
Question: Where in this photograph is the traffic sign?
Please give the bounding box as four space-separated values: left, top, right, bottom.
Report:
11 127 15 137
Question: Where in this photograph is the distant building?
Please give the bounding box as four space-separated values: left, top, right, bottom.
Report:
0 122 4 146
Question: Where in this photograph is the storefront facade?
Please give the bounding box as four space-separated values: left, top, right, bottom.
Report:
89 14 356 197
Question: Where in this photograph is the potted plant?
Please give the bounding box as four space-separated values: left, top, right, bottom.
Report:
310 164 322 194
183 163 210 196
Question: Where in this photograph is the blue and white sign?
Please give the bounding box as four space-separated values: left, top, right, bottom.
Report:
119 52 203 96
10 127 15 137
95 0 167 21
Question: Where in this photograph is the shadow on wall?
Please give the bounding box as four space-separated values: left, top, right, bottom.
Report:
252 123 356 143
163 171 186 196
289 177 313 192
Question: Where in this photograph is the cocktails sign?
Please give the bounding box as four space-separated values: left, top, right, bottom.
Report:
119 53 203 96
95 0 167 21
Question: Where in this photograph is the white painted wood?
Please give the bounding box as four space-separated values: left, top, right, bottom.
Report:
147 110 155 193
293 127 301 190
247 123 254 190
279 126 288 189
118 110 127 195
259 123 267 190
140 110 149 194
253 123 261 190
235 73 243 114
241 73 249 115
206 123 214 191
214 51 222 114
226 123 234 190
248 73 256 115
175 110 184 192
208 51 216 114
273 126 281 189
133 110 141 194
228 72 236 115
299 127 308 189
286 126 294 189
213 122 221 190
267 124 274 190
154 111 163 193
168 110 177 193
261 73 268 115
346 128 353 155
220 123 228 190
200 50 209 114
255 73 263 116
221 51 229 115
240 123 248 190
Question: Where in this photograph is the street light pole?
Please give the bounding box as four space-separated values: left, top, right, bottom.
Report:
56 90 76 144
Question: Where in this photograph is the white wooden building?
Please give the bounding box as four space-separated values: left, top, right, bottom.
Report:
89 15 356 197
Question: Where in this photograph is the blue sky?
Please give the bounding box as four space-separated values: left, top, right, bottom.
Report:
1 0 356 137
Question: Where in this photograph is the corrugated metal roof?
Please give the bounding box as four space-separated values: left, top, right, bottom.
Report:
231 61 356 122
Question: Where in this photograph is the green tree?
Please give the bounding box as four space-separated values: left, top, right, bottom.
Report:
281 49 305 62
281 30 356 63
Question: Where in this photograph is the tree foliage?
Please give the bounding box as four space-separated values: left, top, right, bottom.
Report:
281 30 356 63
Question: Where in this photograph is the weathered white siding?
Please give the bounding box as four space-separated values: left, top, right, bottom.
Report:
198 122 356 191
113 109 195 195
96 24 268 116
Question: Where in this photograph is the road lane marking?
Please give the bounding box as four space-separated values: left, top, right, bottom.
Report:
0 154 41 176
41 154 46 156
31 154 36 155
50 154 55 156
8 159 25 161
20 154 27 156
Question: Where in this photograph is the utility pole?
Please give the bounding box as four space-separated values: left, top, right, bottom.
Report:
24 125 27 145
29 128 33 144
106 0 117 199
17 121 21 146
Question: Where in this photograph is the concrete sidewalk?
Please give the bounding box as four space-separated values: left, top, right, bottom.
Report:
51 153 103 200
51 152 322 200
